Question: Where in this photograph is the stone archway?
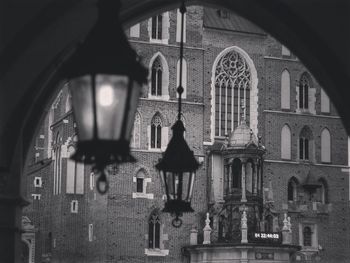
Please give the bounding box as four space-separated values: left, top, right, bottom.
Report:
0 1 349 262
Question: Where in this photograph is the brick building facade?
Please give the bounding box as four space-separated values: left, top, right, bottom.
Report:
22 6 350 263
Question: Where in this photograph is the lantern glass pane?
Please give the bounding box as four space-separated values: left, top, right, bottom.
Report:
124 81 142 141
69 76 94 141
185 171 196 202
95 75 128 140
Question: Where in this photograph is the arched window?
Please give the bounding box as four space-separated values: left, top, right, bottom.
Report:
151 58 162 96
131 112 141 148
299 126 313 161
176 58 187 99
299 73 310 110
148 212 161 249
321 128 331 163
151 115 162 149
303 226 312 246
281 125 291 160
214 50 251 136
281 70 290 109
287 177 299 201
66 145 84 194
53 133 61 195
232 159 242 189
176 9 186 42
151 15 163 39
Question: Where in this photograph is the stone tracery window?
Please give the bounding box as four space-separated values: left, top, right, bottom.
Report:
151 58 162 96
151 15 163 40
214 50 251 136
299 73 310 110
151 115 162 149
148 212 161 249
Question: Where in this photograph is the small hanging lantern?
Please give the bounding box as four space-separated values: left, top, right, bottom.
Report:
64 0 148 194
155 1 199 227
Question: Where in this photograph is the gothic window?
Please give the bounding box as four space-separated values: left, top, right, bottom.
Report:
176 9 186 42
66 145 84 194
232 158 242 189
53 133 61 195
131 112 141 148
281 70 290 109
151 115 162 149
90 172 95 190
299 73 310 110
176 58 187 98
287 178 298 201
214 50 251 137
151 58 162 96
299 126 313 161
148 212 161 249
321 128 331 163
303 226 312 246
151 15 163 39
281 125 291 160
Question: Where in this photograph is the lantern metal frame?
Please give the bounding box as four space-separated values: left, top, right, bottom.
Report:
64 0 148 194
155 0 199 227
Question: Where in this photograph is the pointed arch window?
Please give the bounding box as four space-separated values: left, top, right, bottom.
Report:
214 50 251 137
151 58 162 96
287 178 298 201
151 15 163 40
151 115 162 149
131 112 141 148
281 125 291 160
299 73 310 110
281 70 290 109
321 128 331 163
299 126 313 161
148 212 161 249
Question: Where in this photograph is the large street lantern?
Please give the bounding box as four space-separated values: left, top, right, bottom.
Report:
155 1 199 227
64 0 148 194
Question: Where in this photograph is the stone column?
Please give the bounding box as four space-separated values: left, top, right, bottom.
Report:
253 162 258 194
241 161 247 202
203 213 212 244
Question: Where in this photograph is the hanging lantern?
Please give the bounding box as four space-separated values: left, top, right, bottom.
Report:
64 0 148 194
155 1 199 227
156 120 199 227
